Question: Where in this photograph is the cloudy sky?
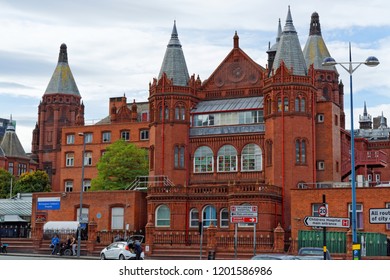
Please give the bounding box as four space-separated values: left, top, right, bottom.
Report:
1 0 389 153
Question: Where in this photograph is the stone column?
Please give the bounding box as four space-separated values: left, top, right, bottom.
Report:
273 223 285 253
33 221 44 253
86 220 97 255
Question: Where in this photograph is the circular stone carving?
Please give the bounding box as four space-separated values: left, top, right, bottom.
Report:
228 63 245 83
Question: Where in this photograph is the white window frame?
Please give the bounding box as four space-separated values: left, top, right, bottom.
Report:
66 134 75 144
220 208 229 228
66 152 74 167
189 208 199 227
83 179 91 192
140 130 149 140
317 161 325 170
217 145 237 172
348 203 363 230
102 131 111 143
84 152 92 166
241 144 262 172
84 133 93 143
121 130 130 141
317 114 325 123
155 205 170 227
202 205 217 227
194 146 214 173
111 207 124 230
65 181 73 192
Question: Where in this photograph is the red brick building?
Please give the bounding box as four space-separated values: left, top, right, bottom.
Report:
30 8 390 258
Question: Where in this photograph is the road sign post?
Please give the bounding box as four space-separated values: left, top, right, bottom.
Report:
303 216 350 228
230 205 258 257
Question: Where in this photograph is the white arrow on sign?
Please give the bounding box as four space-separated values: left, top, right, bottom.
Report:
304 216 350 228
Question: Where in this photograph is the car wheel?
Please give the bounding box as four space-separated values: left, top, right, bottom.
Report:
100 253 106 260
119 254 125 260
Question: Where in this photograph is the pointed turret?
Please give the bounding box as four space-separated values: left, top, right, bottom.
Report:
44 43 80 95
359 101 372 129
158 21 190 86
303 12 336 71
272 6 307 76
0 115 28 159
379 112 387 129
267 19 282 75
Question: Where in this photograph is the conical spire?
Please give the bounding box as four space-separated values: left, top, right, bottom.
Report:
363 101 368 116
158 21 190 86
0 115 27 158
272 6 307 76
268 19 282 52
44 43 80 95
379 112 387 129
303 12 336 71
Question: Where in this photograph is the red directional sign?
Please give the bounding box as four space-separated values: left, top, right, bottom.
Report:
231 216 258 223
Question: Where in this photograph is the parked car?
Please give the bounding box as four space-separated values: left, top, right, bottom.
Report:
251 254 300 260
100 241 144 260
297 247 331 260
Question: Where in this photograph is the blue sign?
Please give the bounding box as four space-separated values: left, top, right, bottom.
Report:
37 197 61 210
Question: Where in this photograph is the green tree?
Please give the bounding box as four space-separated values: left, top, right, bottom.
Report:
0 168 14 198
91 140 148 190
13 170 51 194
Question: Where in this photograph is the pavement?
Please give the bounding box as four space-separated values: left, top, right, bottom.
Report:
0 251 99 260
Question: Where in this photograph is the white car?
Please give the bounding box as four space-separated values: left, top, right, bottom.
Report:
100 241 144 260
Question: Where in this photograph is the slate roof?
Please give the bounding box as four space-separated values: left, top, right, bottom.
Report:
303 12 337 71
0 198 32 217
44 43 80 96
0 120 28 159
272 6 307 76
192 97 263 114
158 21 190 86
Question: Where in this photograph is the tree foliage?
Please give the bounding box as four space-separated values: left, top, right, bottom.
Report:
0 168 14 198
13 170 51 194
91 140 149 191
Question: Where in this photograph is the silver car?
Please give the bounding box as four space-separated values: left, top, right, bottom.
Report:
100 241 144 260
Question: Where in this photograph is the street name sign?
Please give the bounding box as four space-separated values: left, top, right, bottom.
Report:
369 208 390 224
230 205 258 223
304 216 350 228
37 197 61 210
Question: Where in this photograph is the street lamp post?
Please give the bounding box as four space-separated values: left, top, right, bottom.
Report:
77 132 86 258
322 43 379 259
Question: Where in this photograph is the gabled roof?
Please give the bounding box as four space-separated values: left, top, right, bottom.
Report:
44 43 80 96
158 21 190 86
272 6 307 76
201 32 265 91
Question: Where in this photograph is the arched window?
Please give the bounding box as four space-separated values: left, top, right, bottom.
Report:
277 97 282 112
202 205 217 227
164 106 169 120
241 144 262 171
295 139 307 164
156 205 170 227
295 97 300 112
194 146 213 173
175 105 186 120
301 98 306 112
266 97 272 115
220 208 229 228
189 208 199 227
284 97 289 111
174 145 185 169
217 145 237 172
